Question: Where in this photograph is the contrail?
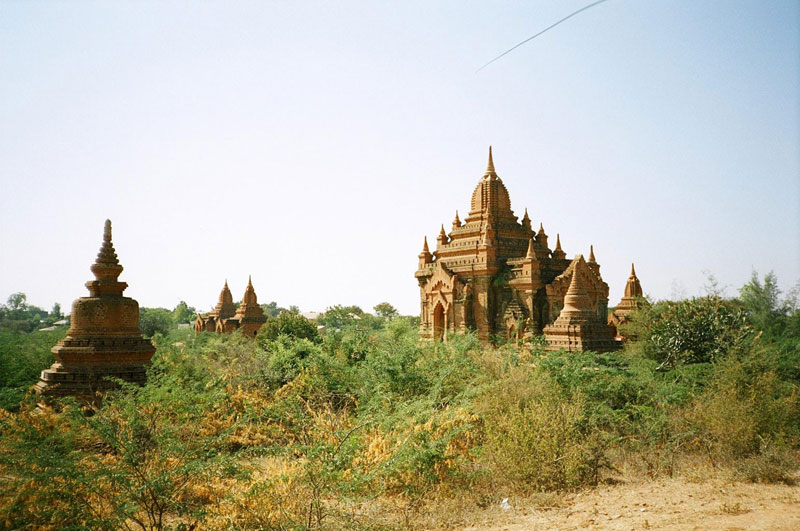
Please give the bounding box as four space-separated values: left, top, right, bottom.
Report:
476 0 612 73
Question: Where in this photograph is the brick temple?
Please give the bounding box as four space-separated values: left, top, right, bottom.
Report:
35 220 155 398
194 277 267 337
415 147 619 351
608 263 645 339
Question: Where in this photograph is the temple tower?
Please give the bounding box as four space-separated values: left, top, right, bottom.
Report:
35 220 155 399
229 276 267 337
608 263 645 338
543 256 618 352
194 280 236 333
196 277 267 337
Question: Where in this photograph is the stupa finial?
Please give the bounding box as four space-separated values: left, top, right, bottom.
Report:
91 219 123 282
422 236 430 253
555 233 563 252
486 145 495 174
526 238 535 259
631 263 637 277
588 245 596 263
95 219 120 267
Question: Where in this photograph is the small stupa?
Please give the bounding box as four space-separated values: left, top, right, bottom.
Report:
35 220 155 398
194 280 236 333
543 256 617 352
608 263 645 338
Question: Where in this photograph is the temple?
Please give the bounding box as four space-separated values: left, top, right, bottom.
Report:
608 263 645 339
414 147 616 350
194 277 267 337
35 220 155 398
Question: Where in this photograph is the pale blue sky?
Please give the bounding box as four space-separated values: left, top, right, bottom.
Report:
1 0 798 315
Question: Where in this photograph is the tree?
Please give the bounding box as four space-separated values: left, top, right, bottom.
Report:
6 293 27 312
50 303 62 320
171 301 196 325
261 301 286 318
139 308 173 338
258 311 320 343
373 302 398 319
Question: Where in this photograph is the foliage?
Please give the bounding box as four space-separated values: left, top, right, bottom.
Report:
0 328 66 411
624 296 750 369
0 271 798 528
260 301 286 318
318 304 382 330
0 292 60 332
170 300 196 325
138 307 173 338
373 302 398 319
0 365 240 530
258 310 320 343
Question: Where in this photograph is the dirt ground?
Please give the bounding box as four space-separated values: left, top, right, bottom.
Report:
458 477 800 530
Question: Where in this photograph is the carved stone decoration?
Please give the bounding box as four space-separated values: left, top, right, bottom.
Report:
35 220 155 399
415 147 616 350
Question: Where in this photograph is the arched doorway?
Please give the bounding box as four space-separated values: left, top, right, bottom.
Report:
433 302 445 342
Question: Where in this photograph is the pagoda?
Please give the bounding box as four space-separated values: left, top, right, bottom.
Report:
608 263 645 338
415 147 614 345
194 280 236 333
543 256 618 352
35 220 155 398
195 277 267 337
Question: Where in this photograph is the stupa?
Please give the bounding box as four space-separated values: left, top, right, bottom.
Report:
194 280 236 333
34 220 155 398
608 263 645 338
543 256 618 352
195 277 267 337
415 147 613 344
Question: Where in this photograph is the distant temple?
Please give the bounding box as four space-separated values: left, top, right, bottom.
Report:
414 147 618 351
608 263 645 339
194 277 267 337
35 220 155 398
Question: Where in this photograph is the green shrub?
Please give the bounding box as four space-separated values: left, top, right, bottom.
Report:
258 311 319 343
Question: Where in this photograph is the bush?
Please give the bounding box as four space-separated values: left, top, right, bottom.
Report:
632 297 750 369
478 364 603 491
258 310 319 343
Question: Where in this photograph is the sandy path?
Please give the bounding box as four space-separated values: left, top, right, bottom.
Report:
460 478 800 530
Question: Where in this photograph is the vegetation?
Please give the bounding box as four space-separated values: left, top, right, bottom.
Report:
0 272 798 529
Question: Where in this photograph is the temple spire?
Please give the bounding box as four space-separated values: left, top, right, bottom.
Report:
486 145 495 174
538 222 545 235
526 238 535 259
555 234 562 252
95 219 120 267
422 236 430 253
588 245 596 263
562 257 592 315
521 208 532 230
631 263 637 277
452 210 461 229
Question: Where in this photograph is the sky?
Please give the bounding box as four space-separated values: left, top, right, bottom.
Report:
1 0 798 316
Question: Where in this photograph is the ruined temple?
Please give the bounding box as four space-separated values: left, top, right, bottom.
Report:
608 263 645 339
415 147 615 348
195 276 266 337
35 220 155 398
